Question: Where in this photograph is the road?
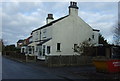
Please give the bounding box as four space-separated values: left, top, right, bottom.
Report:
2 56 120 81
2 57 63 79
2 57 83 80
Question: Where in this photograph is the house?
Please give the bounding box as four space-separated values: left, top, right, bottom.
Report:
17 39 24 48
21 36 32 54
27 2 100 60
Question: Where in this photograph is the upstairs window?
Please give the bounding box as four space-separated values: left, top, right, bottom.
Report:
92 34 94 39
36 31 38 35
43 29 47 39
43 29 47 33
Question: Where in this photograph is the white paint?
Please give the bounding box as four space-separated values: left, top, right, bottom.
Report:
113 62 120 66
69 8 78 16
28 2 99 60
21 46 27 53
46 19 54 24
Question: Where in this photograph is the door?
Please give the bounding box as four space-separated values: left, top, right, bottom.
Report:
43 45 45 56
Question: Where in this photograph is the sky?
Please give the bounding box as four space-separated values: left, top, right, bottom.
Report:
1 1 118 45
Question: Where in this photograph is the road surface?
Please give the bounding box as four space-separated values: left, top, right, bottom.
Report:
2 57 64 79
2 56 119 81
2 57 82 80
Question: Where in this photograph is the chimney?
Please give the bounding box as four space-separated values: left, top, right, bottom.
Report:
68 2 79 16
46 14 54 24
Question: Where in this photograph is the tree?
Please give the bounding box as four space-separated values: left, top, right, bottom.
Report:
99 34 108 45
74 40 95 56
114 23 120 45
73 40 96 64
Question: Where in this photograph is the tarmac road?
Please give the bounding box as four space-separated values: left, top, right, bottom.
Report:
2 56 120 81
2 57 62 79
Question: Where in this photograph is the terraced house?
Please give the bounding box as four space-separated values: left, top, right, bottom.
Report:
26 2 100 60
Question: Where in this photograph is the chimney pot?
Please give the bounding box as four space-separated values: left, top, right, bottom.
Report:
69 1 78 9
47 14 54 19
68 2 79 16
46 14 54 24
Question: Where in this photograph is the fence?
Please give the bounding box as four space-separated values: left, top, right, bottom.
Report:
3 51 36 62
45 55 93 67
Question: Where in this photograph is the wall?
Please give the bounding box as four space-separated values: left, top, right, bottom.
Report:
51 15 94 55
41 26 52 40
30 25 52 58
92 31 99 46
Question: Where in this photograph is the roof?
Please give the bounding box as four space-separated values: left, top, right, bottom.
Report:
17 40 24 43
37 38 52 45
26 35 32 40
31 15 69 34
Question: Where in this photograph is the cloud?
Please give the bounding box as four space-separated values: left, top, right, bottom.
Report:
1 2 118 45
2 2 47 45
78 2 117 44
118 2 120 23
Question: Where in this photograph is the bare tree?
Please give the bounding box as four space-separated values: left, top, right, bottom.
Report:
114 23 120 45
114 2 120 45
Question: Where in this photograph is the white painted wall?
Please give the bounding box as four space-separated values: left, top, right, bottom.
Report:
92 31 99 46
30 26 52 57
41 26 52 40
29 2 99 59
69 8 78 16
46 19 54 24
51 15 97 55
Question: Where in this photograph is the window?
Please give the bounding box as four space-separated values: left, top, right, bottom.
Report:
43 36 46 38
36 46 38 52
40 31 41 40
57 43 61 51
43 29 47 39
74 44 77 52
43 29 47 33
32 46 34 53
92 34 94 39
47 46 50 54
28 47 31 54
36 31 38 35
22 48 25 53
89 38 91 41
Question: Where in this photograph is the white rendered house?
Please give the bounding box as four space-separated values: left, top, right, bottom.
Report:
28 2 100 60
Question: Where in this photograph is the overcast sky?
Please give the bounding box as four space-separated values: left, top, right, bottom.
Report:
1 2 118 45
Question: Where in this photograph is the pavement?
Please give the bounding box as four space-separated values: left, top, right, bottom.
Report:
2 56 120 81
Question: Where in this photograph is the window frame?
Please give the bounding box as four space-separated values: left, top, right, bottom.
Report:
74 44 78 52
47 46 50 54
57 43 61 52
